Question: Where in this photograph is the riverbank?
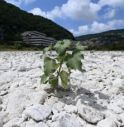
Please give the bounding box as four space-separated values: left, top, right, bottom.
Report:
0 51 124 127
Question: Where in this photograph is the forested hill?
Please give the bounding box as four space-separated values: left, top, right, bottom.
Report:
76 29 124 50
0 0 74 41
76 29 124 41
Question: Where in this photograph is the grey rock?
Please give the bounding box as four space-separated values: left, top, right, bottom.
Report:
109 78 124 94
86 124 96 127
35 122 48 127
108 96 124 114
23 104 51 121
58 113 82 127
52 111 66 122
18 66 27 72
77 99 104 124
97 117 121 127
64 104 77 113
44 96 58 107
0 71 17 86
0 112 9 126
119 113 124 126
0 106 2 111
0 91 8 96
48 121 59 127
6 88 48 118
0 97 2 104
108 103 123 114
112 79 123 88
51 112 85 127
21 120 48 127
3 118 22 127
52 102 65 114
0 119 3 127
21 119 36 127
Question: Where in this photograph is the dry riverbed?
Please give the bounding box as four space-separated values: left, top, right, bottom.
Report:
0 51 124 127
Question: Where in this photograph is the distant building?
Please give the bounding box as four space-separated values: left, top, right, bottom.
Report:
21 31 56 46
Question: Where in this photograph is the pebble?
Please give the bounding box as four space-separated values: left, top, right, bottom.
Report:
23 104 51 121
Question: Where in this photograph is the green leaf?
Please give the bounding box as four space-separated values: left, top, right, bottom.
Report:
44 57 57 76
75 42 86 51
54 40 71 55
56 55 63 62
49 75 58 88
64 52 72 61
60 70 69 89
41 74 48 84
56 53 69 63
71 50 84 60
43 45 52 53
66 52 83 72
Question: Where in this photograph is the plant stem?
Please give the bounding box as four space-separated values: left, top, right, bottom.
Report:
56 55 65 89
57 58 63 78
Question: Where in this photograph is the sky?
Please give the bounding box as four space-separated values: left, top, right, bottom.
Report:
5 0 124 36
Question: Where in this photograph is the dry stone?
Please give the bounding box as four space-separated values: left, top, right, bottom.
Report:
23 104 51 121
77 99 104 124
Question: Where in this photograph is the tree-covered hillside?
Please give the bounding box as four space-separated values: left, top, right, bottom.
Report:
0 0 74 42
76 29 124 50
76 29 124 41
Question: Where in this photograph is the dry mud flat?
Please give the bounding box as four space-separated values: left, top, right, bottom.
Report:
0 51 124 127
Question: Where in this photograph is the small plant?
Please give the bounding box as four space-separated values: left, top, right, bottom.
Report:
41 40 86 90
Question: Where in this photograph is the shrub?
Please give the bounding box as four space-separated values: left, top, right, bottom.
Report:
41 40 86 90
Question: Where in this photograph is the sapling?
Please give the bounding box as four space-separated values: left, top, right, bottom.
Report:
41 40 85 90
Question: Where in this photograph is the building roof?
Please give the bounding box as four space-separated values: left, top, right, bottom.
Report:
21 31 46 37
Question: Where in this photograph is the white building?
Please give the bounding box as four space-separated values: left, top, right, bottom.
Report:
21 31 56 47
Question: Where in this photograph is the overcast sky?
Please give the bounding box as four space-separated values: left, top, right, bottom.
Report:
5 0 124 36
